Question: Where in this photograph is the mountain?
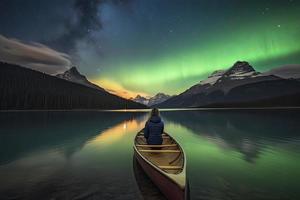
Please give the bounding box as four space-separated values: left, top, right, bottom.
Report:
262 64 300 79
56 67 105 91
148 93 172 106
131 95 149 105
157 61 300 108
0 62 147 110
132 93 171 106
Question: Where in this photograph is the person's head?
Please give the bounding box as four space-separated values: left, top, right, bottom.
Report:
150 108 160 118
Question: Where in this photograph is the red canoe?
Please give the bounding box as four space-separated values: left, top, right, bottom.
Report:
133 131 188 200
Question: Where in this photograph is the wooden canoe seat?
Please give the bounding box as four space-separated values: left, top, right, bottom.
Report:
139 150 181 153
137 136 170 139
159 166 182 170
136 144 177 148
140 133 167 136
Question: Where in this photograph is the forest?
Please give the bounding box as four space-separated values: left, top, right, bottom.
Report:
0 62 146 110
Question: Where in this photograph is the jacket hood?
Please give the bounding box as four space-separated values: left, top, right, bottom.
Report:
149 116 161 123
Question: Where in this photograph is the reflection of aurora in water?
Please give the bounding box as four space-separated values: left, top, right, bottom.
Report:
90 117 146 147
163 110 300 163
162 110 300 200
0 110 299 200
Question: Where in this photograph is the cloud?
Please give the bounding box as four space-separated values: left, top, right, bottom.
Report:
264 64 300 79
50 0 103 52
0 35 71 74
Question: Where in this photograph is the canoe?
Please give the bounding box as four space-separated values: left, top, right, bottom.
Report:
133 130 188 200
133 156 167 200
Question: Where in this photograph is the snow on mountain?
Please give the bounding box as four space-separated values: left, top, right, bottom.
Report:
263 64 300 79
224 61 256 75
222 61 261 80
131 95 150 105
200 61 261 86
148 93 172 106
210 61 275 93
132 93 171 106
56 67 105 91
184 61 271 96
200 70 225 85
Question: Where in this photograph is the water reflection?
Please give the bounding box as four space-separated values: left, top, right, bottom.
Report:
161 110 300 200
163 110 300 163
0 110 299 200
0 111 145 165
91 117 144 146
0 111 147 200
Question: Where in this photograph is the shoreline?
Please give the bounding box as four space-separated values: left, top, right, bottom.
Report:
1 107 300 112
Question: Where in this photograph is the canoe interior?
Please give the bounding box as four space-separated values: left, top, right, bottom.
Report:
134 132 184 174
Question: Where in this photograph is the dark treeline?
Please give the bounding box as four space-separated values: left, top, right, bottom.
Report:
0 62 147 110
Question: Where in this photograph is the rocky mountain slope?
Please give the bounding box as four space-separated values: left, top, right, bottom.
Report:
132 93 172 106
56 67 105 91
157 61 300 108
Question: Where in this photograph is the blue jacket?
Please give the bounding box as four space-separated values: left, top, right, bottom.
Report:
144 116 164 145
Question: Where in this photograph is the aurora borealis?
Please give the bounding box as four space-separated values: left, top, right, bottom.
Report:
1 0 300 98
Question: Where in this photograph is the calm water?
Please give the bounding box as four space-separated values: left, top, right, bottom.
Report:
0 110 300 200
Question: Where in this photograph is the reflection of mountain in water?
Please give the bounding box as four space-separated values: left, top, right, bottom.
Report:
162 110 300 163
0 111 145 164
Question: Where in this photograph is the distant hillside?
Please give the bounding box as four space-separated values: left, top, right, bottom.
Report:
0 62 147 110
157 61 300 108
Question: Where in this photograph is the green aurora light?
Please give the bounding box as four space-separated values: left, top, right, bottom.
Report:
91 4 300 96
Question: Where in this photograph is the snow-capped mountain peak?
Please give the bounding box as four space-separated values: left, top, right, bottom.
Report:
200 62 260 86
56 67 105 91
57 67 86 81
132 95 149 105
215 61 262 82
224 61 259 77
148 93 172 106
182 61 282 97
132 93 171 106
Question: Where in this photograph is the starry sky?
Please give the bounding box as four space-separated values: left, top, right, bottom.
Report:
0 0 300 98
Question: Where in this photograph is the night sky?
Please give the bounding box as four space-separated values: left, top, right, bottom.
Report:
0 0 300 98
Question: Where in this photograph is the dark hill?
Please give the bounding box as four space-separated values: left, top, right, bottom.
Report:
0 62 147 110
157 61 300 108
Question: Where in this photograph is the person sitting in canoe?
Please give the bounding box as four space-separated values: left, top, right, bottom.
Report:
144 108 164 145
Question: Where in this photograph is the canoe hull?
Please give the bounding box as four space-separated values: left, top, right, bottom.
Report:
134 150 185 200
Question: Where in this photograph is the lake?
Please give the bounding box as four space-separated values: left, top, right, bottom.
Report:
0 110 299 200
